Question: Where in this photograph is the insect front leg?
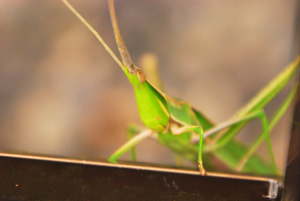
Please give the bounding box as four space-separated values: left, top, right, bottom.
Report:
126 124 145 162
172 125 205 175
109 129 154 163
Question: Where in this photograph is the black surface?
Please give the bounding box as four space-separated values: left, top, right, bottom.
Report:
283 74 300 200
0 155 279 201
283 1 300 200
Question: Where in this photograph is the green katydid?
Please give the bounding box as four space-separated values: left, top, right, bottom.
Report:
62 0 300 175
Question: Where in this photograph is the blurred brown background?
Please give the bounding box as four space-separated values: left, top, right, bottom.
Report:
0 0 298 172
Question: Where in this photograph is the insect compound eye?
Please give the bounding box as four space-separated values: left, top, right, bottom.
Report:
137 69 146 83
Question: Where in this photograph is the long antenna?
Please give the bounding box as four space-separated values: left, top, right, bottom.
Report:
61 0 124 69
108 0 133 69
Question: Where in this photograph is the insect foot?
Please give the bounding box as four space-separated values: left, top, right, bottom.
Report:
198 162 206 176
